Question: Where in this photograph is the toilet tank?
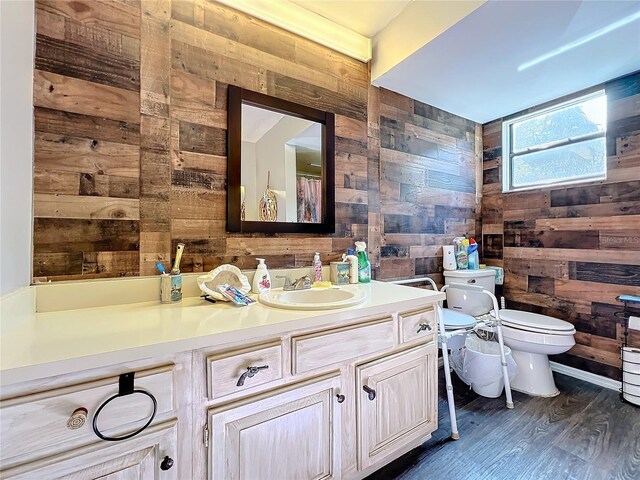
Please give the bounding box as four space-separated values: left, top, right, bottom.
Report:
443 270 496 316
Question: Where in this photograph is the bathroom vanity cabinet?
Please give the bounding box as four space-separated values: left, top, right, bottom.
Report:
0 283 442 479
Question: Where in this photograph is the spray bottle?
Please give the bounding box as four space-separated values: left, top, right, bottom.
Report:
355 241 371 283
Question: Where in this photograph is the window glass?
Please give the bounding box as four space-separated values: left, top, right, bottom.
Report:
512 137 606 188
503 91 606 192
512 95 606 152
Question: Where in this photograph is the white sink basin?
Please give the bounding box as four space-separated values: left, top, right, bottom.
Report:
258 285 367 310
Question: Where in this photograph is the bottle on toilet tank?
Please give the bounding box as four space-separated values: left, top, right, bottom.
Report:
443 245 457 271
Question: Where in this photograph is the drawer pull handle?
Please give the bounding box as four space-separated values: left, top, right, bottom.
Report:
336 394 346 403
363 385 376 401
236 365 269 387
67 407 88 430
417 323 432 333
93 372 157 442
160 456 174 471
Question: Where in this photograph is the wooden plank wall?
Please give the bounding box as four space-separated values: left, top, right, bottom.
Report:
32 0 372 279
33 0 143 280
481 71 640 379
32 0 482 283
376 89 481 284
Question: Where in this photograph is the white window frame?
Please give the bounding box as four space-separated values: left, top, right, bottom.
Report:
502 90 607 193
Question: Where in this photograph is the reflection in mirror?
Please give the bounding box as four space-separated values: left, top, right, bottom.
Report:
227 85 335 234
241 104 323 223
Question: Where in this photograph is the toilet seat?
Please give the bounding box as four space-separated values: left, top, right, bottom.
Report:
442 309 477 330
492 309 576 336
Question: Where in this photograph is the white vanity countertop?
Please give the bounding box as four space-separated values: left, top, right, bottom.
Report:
0 281 444 386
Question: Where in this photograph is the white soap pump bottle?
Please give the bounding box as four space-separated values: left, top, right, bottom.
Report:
252 258 272 294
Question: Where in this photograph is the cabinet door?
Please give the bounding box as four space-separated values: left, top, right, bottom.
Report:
356 345 437 470
209 375 342 480
2 421 178 480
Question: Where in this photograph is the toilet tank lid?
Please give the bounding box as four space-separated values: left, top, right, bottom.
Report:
496 309 575 332
444 269 495 278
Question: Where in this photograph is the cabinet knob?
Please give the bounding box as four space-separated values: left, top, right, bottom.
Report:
160 455 174 471
236 365 269 387
362 385 376 401
67 407 88 430
336 394 346 403
417 323 432 333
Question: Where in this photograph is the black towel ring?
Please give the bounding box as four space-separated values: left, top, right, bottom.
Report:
92 372 158 442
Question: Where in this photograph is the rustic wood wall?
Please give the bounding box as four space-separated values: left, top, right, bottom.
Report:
33 0 143 280
376 89 481 284
32 0 373 279
481 72 640 379
31 0 482 283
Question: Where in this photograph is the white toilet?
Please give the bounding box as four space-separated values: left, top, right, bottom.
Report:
444 270 576 397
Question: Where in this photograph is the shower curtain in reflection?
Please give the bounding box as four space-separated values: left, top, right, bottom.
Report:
297 176 322 223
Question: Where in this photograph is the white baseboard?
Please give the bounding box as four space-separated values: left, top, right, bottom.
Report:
550 361 620 391
439 357 620 392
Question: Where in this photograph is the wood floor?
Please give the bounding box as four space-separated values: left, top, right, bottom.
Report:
367 371 640 480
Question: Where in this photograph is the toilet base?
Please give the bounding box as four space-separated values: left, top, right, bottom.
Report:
510 350 560 397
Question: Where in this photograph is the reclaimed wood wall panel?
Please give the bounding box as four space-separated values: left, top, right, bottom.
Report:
32 0 376 279
32 0 481 285
168 0 368 271
480 71 640 380
377 89 481 282
139 0 172 275
33 0 142 280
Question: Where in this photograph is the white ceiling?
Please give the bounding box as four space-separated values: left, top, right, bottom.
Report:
241 105 284 143
287 123 322 150
373 0 640 123
290 0 411 37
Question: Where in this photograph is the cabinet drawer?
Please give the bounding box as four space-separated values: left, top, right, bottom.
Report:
292 316 395 374
1 420 178 479
399 306 436 344
207 342 283 400
0 365 175 465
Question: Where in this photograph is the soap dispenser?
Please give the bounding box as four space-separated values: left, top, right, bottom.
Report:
343 249 358 284
252 258 271 294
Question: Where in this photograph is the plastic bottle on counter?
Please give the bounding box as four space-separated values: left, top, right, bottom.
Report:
343 252 359 284
252 258 272 294
313 252 323 282
355 241 371 283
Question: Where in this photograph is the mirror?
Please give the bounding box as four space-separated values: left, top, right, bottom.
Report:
227 86 335 233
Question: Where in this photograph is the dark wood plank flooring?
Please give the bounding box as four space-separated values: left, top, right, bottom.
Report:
367 371 640 480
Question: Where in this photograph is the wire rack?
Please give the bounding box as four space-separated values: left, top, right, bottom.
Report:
617 295 640 407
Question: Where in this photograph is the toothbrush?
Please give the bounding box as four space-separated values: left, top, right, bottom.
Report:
156 262 166 275
171 243 185 275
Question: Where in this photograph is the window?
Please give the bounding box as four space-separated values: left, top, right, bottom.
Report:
502 90 607 192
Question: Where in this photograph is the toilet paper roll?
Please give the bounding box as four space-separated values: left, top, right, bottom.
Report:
629 316 640 331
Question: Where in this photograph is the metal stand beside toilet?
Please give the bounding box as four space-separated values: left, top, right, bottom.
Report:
391 277 514 441
438 283 514 440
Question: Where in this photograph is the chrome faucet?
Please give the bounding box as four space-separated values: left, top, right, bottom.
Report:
277 275 312 291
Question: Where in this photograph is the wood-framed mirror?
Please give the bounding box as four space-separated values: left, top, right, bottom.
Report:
227 85 335 233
